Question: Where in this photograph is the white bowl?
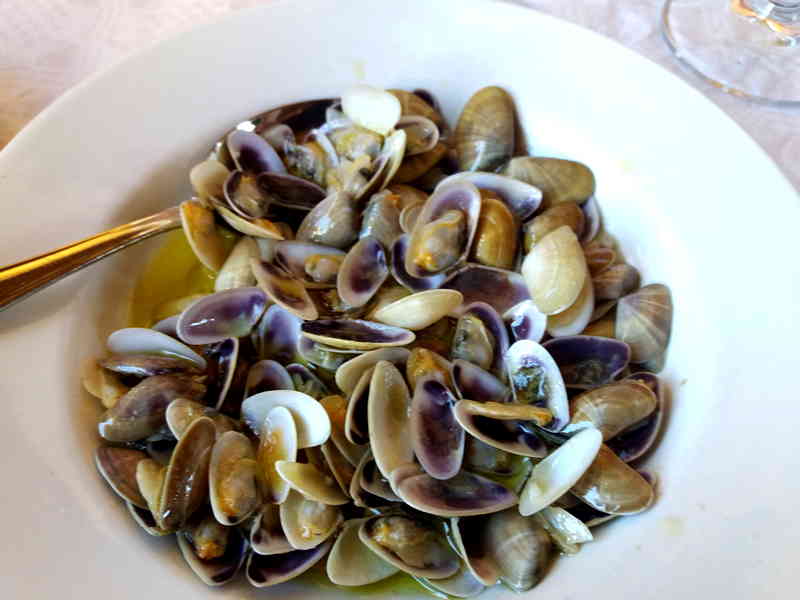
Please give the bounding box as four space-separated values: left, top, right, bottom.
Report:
0 0 798 598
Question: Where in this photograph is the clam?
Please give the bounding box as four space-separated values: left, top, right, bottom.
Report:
455 400 551 426
410 378 464 480
580 196 601 245
542 335 631 389
452 359 507 402
255 405 298 504
444 264 530 318
390 234 449 292
593 263 641 301
358 452 400 502
518 426 603 516
405 181 481 278
327 518 400 586
301 319 415 351
251 259 318 321
275 461 349 505
157 416 216 531
469 192 518 269
190 158 230 200
344 367 373 446
95 446 148 508
367 361 413 480
136 458 166 517
320 439 357 496
399 201 423 233
227 129 286 174
165 398 234 439
335 347 410 395
521 225 589 315
296 191 360 249
99 354 202 378
213 202 284 239
502 157 595 210
273 240 345 288
606 372 666 462
504 340 569 431
242 390 329 448
350 449 389 508
437 172 542 221
504 300 547 344
483 508 553 592
208 431 259 526
177 514 248 586
392 142 448 184
418 562 486 598
452 302 508 376
214 237 259 291
584 242 616 276
280 489 343 550
571 444 655 514
563 380 658 440
223 170 270 218
395 470 518 517
286 363 329 400
546 276 595 338
336 236 389 308
454 86 515 172
582 315 616 338
285 141 330 186
320 394 366 466
397 115 440 155
251 504 293 555
257 172 326 210
205 337 239 411
406 347 454 391
176 287 267 345
360 190 404 247
252 304 302 363
98 375 206 442
298 338 353 371
452 401 547 458
615 284 673 363
246 537 334 587
389 89 446 129
372 289 463 331
107 327 206 369
127 502 170 536
341 84 401 136
244 360 294 397
523 202 585 252
179 200 230 272
534 506 593 555
81 359 129 408
328 125 384 162
450 517 499 586
358 515 460 579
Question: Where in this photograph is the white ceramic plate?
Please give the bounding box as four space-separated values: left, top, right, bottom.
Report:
1 0 798 598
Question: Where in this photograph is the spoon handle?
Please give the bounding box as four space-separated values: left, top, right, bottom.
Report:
0 206 181 312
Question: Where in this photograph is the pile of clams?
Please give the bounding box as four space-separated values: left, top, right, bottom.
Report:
86 84 673 596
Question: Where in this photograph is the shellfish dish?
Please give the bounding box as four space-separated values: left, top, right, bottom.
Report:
85 84 673 596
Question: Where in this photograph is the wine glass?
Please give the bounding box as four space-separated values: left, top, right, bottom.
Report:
662 0 800 106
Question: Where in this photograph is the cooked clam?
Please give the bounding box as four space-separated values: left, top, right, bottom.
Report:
242 390 329 448
502 157 595 210
444 264 530 318
455 86 515 172
246 538 334 587
251 259 318 321
95 446 148 508
542 335 631 389
327 518 400 586
209 431 259 525
469 192 518 269
571 444 655 514
615 283 673 363
337 236 389 308
593 263 641 301
368 360 413 479
563 380 658 440
395 470 518 517
176 287 267 345
372 289 463 331
179 200 230 272
177 513 248 586
302 319 415 350
523 202 585 252
280 489 343 550
410 378 464 480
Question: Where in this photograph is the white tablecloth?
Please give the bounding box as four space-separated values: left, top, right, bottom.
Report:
1 0 798 189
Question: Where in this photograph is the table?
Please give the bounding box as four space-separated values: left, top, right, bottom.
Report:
1 0 797 189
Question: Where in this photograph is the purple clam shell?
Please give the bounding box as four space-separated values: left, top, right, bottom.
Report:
99 354 202 378
286 363 329 400
245 360 294 398
274 241 345 284
360 456 400 502
177 288 267 346
204 337 239 410
337 236 389 308
246 538 333 587
462 302 509 377
396 471 518 517
227 130 286 174
390 234 447 292
151 315 180 338
410 378 464 480
224 170 270 218
252 304 303 363
301 319 414 346
345 369 371 445
177 526 248 585
453 402 547 458
452 359 508 402
444 264 530 318
258 172 326 211
580 196 600 245
606 372 665 463
436 172 543 221
504 300 547 343
542 335 631 389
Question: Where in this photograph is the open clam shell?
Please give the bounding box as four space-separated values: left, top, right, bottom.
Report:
454 302 509 377
205 337 239 411
534 506 593 555
179 200 230 272
257 172 326 210
454 86 515 172
251 504 293 555
274 241 345 288
107 327 206 369
252 304 303 363
406 347 453 392
95 446 148 508
444 264 530 318
165 398 234 439
223 170 270 218
563 380 658 440
450 516 499 586
615 283 673 363
452 359 508 402
251 259 319 321
275 461 349 505
396 470 518 518
243 390 328 448
209 431 259 526
335 347 410 395
336 236 389 308
502 157 595 210
99 354 202 379
82 359 129 409
190 158 229 200
344 367 373 446
546 275 595 338
177 518 248 586
227 129 286 174
606 372 666 462
523 202 585 252
504 300 547 344
327 518 400 586
360 189 404 247
390 234 448 292
126 502 170 536
296 191 360 249
571 444 655 514
350 450 390 508
437 172 542 221
542 335 631 389
367 361 413 480
372 289 463 331
453 401 547 458
246 537 334 587
255 407 297 503
244 360 294 397
280 489 343 550
358 515 460 579
302 319 415 351
397 115 440 156
410 378 464 480
417 561 486 599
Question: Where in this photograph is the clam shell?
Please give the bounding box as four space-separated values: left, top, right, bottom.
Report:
358 515 460 579
126 502 170 536
208 431 259 526
469 192 518 269
523 202 585 252
286 363 329 400
296 191 360 249
450 516 499 586
205 337 239 411
521 225 589 315
251 259 318 321
227 129 286 174
416 564 486 599
399 201 423 233
350 449 388 508
95 446 148 508
252 304 302 363
274 241 345 288
136 458 166 517
571 444 655 514
244 360 294 397
336 236 389 308
176 287 267 345
335 347 410 395
397 115 439 156
344 366 373 445
224 170 270 218
257 172 326 210
367 361 413 480
81 359 129 408
179 200 230 272
542 335 631 389
214 237 259 291
360 190 404 247
410 378 464 480
615 283 673 363
190 158 229 200
606 372 665 462
438 172 542 221
214 203 284 239
372 289 463 331
452 401 547 458
157 416 216 531
484 508 552 592
502 157 595 210
455 86 515 172
251 504 293 555
326 518 400 586
563 380 658 440
584 242 616 276
580 196 601 245
593 263 641 301
302 319 415 351
341 84 401 136
452 359 507 402
443 264 530 318
405 181 481 278
395 470 518 517
546 275 595 338
533 506 593 555
457 302 509 377
177 524 248 586
518 426 603 516
107 327 206 369
298 338 353 371
99 354 202 378
320 439 357 497
280 489 343 550
359 452 400 502
275 461 349 505
392 142 448 184
242 390 329 449
504 300 547 343
455 399 552 426
390 234 448 292
406 347 454 391
165 398 234 439
246 537 334 587
389 89 446 128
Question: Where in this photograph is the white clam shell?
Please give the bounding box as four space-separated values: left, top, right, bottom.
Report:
341 85 401 136
107 327 206 369
518 427 602 516
334 347 410 396
546 276 595 338
208 431 259 525
533 506 593 554
326 518 400 586
367 361 413 481
242 390 330 448
257 406 298 505
280 489 342 550
275 460 349 506
371 289 463 330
